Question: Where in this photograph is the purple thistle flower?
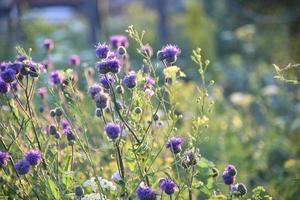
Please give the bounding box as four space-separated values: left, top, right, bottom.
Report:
49 70 62 85
0 62 7 72
99 74 114 89
14 159 30 175
0 151 10 168
136 182 157 200
166 137 184 154
69 54 80 66
110 35 128 49
225 164 237 177
94 92 109 109
222 164 237 185
9 62 22 74
144 77 155 88
111 171 122 182
96 58 121 74
96 43 110 59
60 118 71 130
1 67 16 83
123 72 137 89
105 123 121 140
0 78 9 93
159 178 176 195
37 87 47 99
25 149 42 166
43 38 54 51
222 171 235 185
88 84 103 99
158 44 181 64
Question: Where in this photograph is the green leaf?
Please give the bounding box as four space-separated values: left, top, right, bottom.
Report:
47 178 60 200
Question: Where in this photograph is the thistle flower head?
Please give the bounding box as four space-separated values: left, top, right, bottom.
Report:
110 35 128 48
96 43 110 59
0 78 9 93
88 84 103 99
49 70 62 85
96 58 121 74
166 137 184 154
43 38 54 51
99 74 114 89
1 67 16 83
94 92 109 109
25 149 42 166
0 151 10 168
123 71 137 89
69 54 80 66
158 44 181 64
136 182 157 200
37 87 47 99
159 178 176 195
105 123 121 140
14 159 30 175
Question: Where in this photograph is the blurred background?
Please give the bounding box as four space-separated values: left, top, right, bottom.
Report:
1 0 300 199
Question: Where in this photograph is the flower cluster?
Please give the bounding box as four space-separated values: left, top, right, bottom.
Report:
14 149 42 175
222 164 237 185
83 177 116 192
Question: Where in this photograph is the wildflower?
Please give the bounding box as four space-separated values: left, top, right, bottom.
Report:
225 164 237 176
28 62 40 78
231 183 247 197
144 77 155 88
49 125 57 135
25 149 42 166
99 74 114 89
60 119 71 130
88 84 103 99
49 70 62 85
181 150 198 168
159 178 176 195
105 123 121 140
145 89 154 98
158 44 181 64
123 72 137 89
141 44 153 57
37 87 47 99
95 108 102 118
110 35 128 48
111 171 122 182
14 159 30 175
50 109 56 117
136 182 157 200
134 107 142 114
55 107 63 117
96 58 121 74
222 172 235 185
212 167 219 178
117 46 127 56
96 43 109 59
75 186 84 197
0 151 10 168
166 137 184 154
0 79 9 93
69 54 80 66
43 38 54 51
94 92 109 109
9 62 22 74
1 67 16 83
153 113 159 121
